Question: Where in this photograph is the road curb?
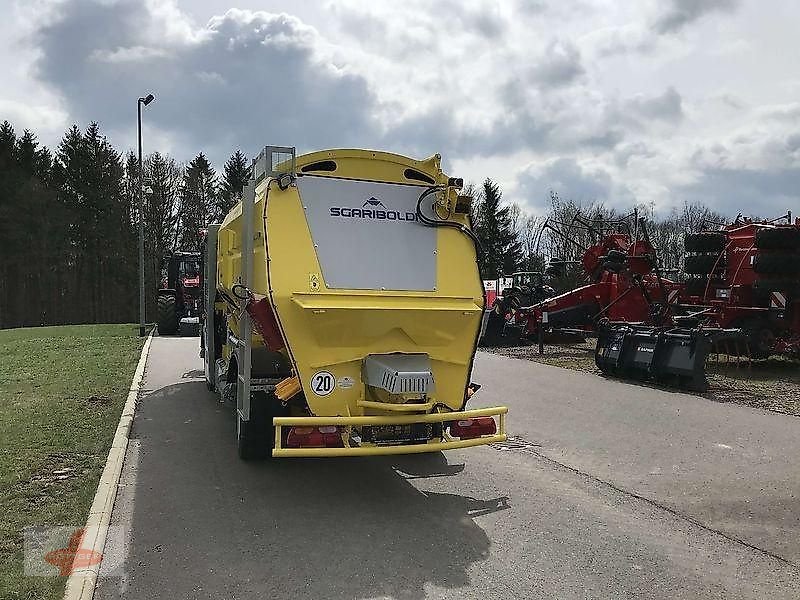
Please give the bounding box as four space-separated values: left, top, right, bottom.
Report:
62 331 153 600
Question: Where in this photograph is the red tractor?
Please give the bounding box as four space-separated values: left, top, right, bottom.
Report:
677 213 800 357
157 251 202 336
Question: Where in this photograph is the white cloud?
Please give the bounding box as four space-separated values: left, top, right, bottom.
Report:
0 0 795 220
0 98 67 134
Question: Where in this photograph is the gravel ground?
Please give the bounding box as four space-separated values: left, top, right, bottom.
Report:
482 340 800 417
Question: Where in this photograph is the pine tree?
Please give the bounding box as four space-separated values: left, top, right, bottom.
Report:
14 131 59 325
143 152 182 316
217 150 248 220
473 178 523 279
178 153 217 251
0 122 18 327
53 123 129 323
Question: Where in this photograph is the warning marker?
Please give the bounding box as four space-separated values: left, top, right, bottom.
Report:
770 290 787 309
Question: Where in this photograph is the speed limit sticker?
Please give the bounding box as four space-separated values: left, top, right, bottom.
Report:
310 371 335 396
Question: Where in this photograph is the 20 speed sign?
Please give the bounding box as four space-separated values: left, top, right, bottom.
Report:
310 371 335 396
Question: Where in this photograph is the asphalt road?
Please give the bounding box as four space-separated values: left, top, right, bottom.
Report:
96 336 800 599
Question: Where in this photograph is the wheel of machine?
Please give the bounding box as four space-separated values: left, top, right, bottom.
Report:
684 253 724 274
684 276 711 297
685 232 725 253
237 392 284 460
753 252 800 275
740 320 776 360
755 228 800 250
753 277 799 292
156 294 179 335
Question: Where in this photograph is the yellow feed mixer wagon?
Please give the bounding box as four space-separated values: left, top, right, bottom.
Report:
201 146 508 458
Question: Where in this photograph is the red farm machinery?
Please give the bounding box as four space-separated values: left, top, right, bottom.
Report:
480 211 764 391
676 213 800 358
483 212 681 344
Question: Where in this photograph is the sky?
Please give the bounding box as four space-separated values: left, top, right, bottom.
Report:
1 0 799 217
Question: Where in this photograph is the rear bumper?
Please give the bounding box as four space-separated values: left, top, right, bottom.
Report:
272 406 508 457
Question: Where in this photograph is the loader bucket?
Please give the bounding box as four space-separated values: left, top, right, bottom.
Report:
595 323 714 391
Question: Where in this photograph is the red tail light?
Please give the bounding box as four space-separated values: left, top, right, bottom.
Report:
285 426 344 448
448 417 497 440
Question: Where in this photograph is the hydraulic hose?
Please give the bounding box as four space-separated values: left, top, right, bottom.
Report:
415 186 483 253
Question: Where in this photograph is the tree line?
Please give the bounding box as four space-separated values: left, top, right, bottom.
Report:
0 118 729 329
470 179 726 284
0 120 248 329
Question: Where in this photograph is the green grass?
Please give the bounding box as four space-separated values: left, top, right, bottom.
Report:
484 340 800 416
0 324 145 600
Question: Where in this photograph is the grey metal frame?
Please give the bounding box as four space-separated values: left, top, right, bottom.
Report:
236 146 296 423
236 178 255 422
252 145 296 185
203 224 220 388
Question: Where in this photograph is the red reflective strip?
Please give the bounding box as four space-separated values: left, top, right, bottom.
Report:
449 416 497 439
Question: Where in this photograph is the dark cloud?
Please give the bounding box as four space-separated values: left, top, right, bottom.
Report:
653 0 740 34
516 157 635 211
529 39 585 87
583 129 625 150
385 103 556 160
34 2 379 160
678 167 800 217
30 1 544 164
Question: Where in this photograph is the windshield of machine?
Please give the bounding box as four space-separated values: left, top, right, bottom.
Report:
180 261 200 277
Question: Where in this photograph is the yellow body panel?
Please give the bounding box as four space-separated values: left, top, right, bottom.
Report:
215 148 502 456
264 150 482 417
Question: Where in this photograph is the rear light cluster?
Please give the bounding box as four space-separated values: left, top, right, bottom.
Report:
448 417 497 439
285 426 344 448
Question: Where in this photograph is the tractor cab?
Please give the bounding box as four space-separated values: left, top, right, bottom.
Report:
504 271 555 308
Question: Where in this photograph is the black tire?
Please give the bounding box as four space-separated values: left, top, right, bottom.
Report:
684 276 711 297
753 252 800 275
752 278 798 292
684 253 724 275
755 227 800 250
739 320 776 360
606 249 626 264
685 232 725 253
237 392 282 460
157 294 178 335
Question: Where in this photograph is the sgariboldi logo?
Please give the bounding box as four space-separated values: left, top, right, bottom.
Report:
330 196 417 222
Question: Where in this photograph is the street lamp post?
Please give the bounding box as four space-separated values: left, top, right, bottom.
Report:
137 93 155 337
